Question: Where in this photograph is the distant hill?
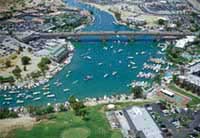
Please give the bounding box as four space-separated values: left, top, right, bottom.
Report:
0 0 66 12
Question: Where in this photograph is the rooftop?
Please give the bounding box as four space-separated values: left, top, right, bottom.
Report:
125 106 163 138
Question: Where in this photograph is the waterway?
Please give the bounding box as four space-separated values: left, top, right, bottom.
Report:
0 0 164 107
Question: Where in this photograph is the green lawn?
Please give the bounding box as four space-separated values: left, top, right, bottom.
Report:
169 84 200 106
7 105 122 138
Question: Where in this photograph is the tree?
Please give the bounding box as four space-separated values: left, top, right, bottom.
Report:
132 86 143 99
23 66 27 71
68 96 86 117
30 71 41 79
59 104 67 112
46 105 54 113
12 66 22 79
0 76 15 84
21 56 31 65
157 19 165 25
0 108 18 119
38 57 51 73
68 96 77 105
27 47 32 52
5 60 11 68
172 74 178 83
153 74 162 84
17 46 23 54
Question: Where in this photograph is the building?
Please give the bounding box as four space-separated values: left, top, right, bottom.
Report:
124 107 163 138
178 62 200 95
175 36 195 49
108 106 164 138
50 45 68 62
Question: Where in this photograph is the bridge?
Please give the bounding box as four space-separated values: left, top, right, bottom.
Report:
0 31 195 42
23 31 195 42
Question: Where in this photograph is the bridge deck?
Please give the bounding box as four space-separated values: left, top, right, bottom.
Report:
38 31 195 37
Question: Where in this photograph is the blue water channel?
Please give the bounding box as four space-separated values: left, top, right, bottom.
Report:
0 0 164 107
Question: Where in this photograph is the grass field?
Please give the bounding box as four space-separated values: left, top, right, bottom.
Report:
169 84 200 106
5 105 122 138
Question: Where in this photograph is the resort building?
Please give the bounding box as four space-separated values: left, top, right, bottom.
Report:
178 62 200 95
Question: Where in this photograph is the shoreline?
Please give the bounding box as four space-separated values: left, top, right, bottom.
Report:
0 42 75 91
83 2 127 26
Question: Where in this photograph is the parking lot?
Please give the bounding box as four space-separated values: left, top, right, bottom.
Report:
145 103 200 138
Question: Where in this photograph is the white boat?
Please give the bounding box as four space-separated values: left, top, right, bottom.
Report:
3 102 10 105
33 97 41 101
4 97 13 101
84 56 92 60
112 71 117 76
68 70 72 74
118 49 123 53
44 84 49 88
43 91 51 95
33 91 40 95
104 73 109 78
131 66 137 69
98 62 103 66
42 87 49 90
25 95 33 99
64 88 70 92
130 61 136 65
16 100 24 104
17 93 25 98
47 94 55 98
66 74 70 78
103 47 108 50
8 91 19 94
84 75 93 81
127 56 134 59
72 80 79 84
56 82 62 86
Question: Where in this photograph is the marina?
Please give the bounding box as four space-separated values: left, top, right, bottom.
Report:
0 0 166 107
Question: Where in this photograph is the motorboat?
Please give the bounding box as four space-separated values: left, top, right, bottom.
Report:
64 88 70 92
47 94 55 98
112 71 117 76
84 75 93 81
104 73 109 78
33 97 41 101
16 100 24 104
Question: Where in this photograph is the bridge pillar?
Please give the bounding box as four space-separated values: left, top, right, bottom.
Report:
74 35 80 42
101 35 107 42
127 35 134 42
155 36 162 42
